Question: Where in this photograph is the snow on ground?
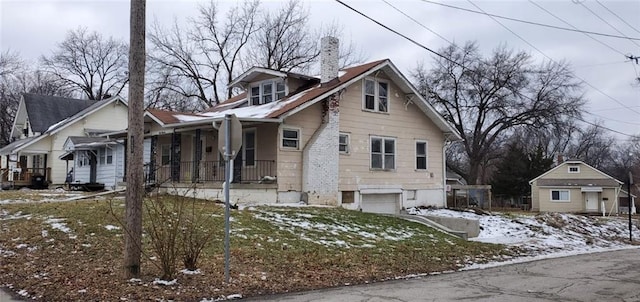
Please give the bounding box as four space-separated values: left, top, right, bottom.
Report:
104 225 120 231
44 218 72 234
410 208 640 265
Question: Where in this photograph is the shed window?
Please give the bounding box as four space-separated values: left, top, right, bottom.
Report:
551 190 570 202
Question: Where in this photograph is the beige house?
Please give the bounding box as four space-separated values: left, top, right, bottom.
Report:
0 94 128 188
142 37 461 214
529 160 624 214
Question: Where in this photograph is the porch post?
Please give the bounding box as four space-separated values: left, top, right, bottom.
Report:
43 154 48 182
193 129 201 183
149 136 157 183
170 132 181 182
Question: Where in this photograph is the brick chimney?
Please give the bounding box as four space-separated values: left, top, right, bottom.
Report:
320 36 339 86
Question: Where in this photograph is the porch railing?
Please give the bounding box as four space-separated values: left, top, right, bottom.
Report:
0 168 51 184
148 160 276 184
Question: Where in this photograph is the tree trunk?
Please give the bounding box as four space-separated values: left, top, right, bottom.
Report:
124 0 146 279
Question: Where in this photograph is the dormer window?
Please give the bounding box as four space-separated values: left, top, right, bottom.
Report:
250 79 286 105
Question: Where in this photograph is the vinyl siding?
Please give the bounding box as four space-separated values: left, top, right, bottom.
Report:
277 102 323 192
532 162 622 213
20 100 128 185
338 73 445 192
540 162 612 179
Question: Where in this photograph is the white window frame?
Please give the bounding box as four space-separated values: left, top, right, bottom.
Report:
370 136 396 170
243 128 257 167
550 189 570 202
362 78 389 113
77 151 89 167
415 140 428 170
339 133 350 154
281 127 301 150
568 166 580 173
249 79 286 105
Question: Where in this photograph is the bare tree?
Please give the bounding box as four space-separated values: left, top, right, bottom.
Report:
567 123 616 169
0 50 22 78
40 28 129 100
124 0 146 279
413 42 585 184
193 0 259 100
246 0 317 72
147 0 259 108
0 52 71 146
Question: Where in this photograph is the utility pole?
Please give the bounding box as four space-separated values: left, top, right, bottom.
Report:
629 171 634 242
124 0 146 279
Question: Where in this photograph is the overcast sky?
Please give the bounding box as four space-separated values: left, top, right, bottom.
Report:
1 0 639 139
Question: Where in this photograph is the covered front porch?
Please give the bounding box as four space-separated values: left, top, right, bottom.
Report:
145 119 281 188
0 154 51 189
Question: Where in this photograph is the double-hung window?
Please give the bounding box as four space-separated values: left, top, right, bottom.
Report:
281 128 300 149
98 148 113 165
416 141 427 170
77 152 89 167
339 133 350 154
550 190 570 202
371 136 395 170
250 79 286 105
160 145 171 166
363 78 388 113
244 129 256 167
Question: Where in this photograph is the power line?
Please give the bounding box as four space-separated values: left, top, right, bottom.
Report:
577 1 640 49
584 111 640 126
467 0 640 116
595 0 640 35
333 0 638 138
528 0 625 56
573 60 629 69
381 0 454 46
333 0 461 67
418 0 640 41
577 117 636 137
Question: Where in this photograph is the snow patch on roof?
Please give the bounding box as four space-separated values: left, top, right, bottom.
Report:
172 89 312 123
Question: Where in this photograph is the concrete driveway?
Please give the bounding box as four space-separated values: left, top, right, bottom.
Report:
251 248 640 302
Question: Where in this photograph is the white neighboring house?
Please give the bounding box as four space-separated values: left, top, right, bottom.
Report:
60 137 126 189
0 94 129 188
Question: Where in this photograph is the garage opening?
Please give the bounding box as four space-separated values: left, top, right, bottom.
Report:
361 193 400 214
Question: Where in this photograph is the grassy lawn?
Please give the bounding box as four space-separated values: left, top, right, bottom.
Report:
0 192 517 301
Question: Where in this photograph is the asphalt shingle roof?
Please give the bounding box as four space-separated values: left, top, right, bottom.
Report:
23 93 97 133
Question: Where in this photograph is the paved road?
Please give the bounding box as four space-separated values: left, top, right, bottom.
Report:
253 249 640 302
3 249 639 301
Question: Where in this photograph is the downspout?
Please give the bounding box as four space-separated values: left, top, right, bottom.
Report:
442 137 452 208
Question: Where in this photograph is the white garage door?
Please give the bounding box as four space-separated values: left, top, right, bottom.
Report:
361 193 399 214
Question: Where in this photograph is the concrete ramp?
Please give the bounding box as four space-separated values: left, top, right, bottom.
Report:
397 214 479 240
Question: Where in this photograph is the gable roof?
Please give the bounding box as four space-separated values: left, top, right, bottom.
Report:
529 160 623 185
145 59 461 139
0 95 127 155
22 93 97 133
228 67 319 89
